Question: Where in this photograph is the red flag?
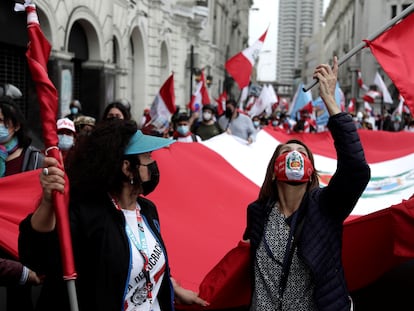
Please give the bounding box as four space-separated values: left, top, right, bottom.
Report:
214 90 227 116
348 98 356 113
150 73 176 129
357 70 369 91
187 69 211 112
364 12 414 115
225 29 268 89
300 101 314 114
362 90 381 104
24 5 76 280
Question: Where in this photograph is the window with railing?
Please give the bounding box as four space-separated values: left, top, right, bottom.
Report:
196 0 208 7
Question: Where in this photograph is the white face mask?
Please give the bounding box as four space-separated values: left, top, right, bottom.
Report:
202 111 212 121
58 134 74 151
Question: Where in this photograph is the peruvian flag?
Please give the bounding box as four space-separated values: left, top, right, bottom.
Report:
225 29 268 89
215 90 227 116
187 69 211 112
150 73 176 129
365 11 414 116
357 69 369 91
3 128 414 308
362 90 381 104
348 98 356 113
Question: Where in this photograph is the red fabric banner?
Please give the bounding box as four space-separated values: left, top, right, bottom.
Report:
365 12 414 114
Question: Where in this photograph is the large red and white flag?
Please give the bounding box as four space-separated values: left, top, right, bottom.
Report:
187 69 211 112
365 11 414 115
374 71 393 104
2 128 414 308
150 73 176 129
225 29 268 89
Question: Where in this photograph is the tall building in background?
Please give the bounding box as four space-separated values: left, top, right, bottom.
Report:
276 0 323 86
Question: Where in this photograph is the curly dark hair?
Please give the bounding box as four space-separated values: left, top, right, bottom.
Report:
102 101 131 121
65 119 139 196
257 139 319 204
0 96 32 148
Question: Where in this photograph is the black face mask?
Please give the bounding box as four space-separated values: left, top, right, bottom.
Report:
142 161 160 196
225 108 233 119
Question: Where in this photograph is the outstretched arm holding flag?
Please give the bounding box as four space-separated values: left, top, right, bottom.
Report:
14 1 78 310
303 3 414 92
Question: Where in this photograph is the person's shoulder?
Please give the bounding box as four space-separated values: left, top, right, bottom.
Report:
138 197 159 221
138 196 157 210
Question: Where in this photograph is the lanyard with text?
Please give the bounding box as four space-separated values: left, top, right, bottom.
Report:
109 194 154 304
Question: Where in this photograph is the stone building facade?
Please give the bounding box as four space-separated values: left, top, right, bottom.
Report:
0 0 251 146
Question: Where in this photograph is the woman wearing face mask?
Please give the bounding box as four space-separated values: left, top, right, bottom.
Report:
0 96 44 310
172 113 202 143
19 119 209 310
242 57 371 311
0 97 44 177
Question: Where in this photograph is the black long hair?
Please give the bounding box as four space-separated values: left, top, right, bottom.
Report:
102 101 132 121
257 139 320 204
65 119 138 196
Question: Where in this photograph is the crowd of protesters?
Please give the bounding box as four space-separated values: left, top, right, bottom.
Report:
1 83 413 311
139 99 414 143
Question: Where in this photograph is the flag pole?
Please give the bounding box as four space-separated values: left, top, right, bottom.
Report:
303 3 414 92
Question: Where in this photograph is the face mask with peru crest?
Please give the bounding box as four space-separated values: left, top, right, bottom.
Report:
274 150 314 183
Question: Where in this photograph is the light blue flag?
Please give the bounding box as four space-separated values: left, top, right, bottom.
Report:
313 82 344 126
289 83 313 120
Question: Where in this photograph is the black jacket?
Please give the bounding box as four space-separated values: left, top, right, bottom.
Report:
19 194 174 311
243 113 371 311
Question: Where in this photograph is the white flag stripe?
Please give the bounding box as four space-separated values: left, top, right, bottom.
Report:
374 72 393 104
201 130 414 217
241 39 264 66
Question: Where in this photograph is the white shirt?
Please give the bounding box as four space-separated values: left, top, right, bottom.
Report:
122 208 166 311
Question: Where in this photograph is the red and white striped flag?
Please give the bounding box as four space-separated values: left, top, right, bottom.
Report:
362 90 381 104
348 98 356 113
215 90 227 116
187 69 211 112
357 70 370 91
150 73 176 129
225 29 268 89
3 128 414 308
